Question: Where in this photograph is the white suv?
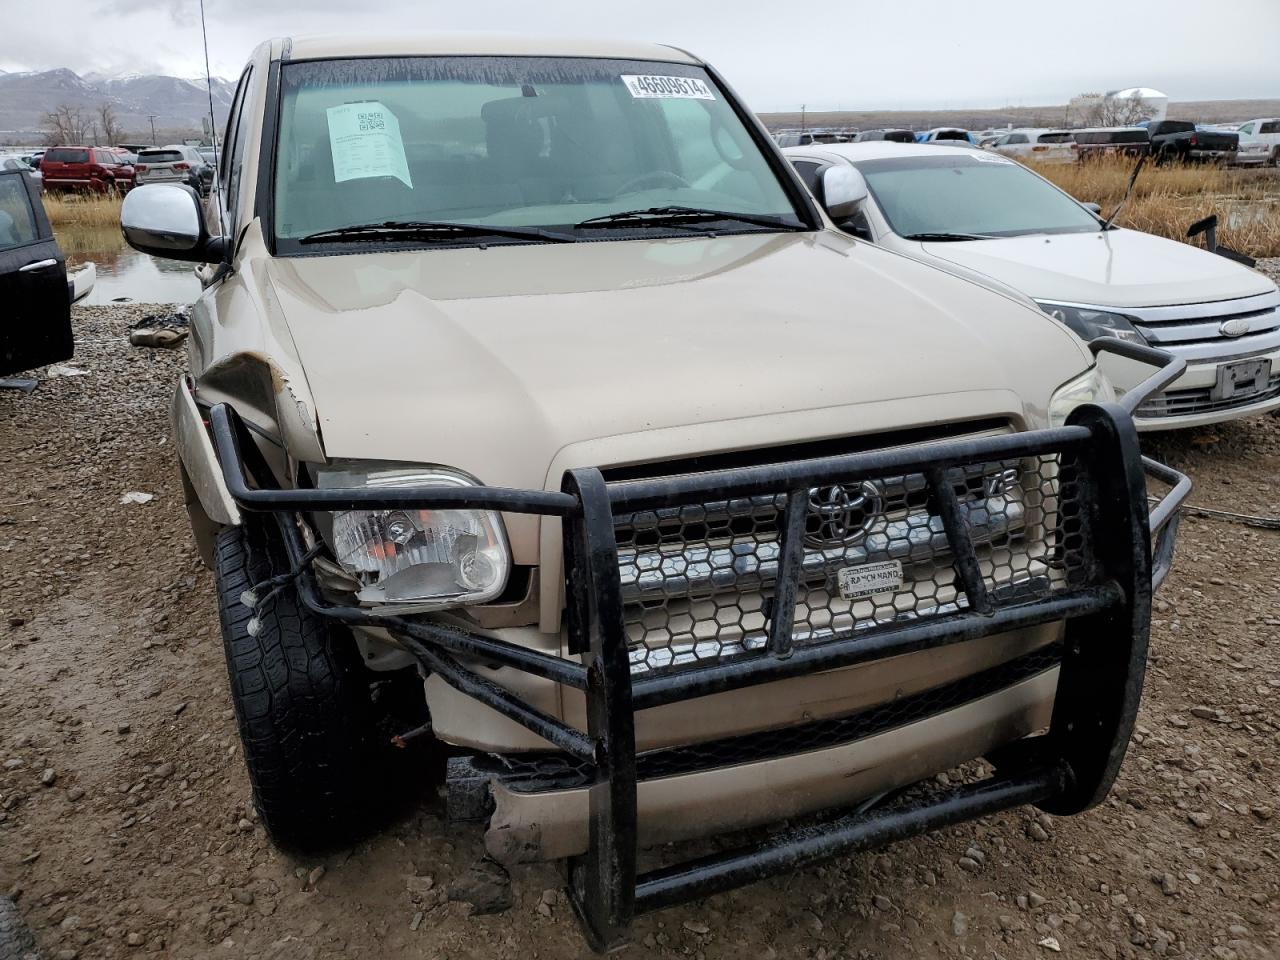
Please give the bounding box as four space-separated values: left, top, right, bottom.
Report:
786 141 1280 429
1235 118 1280 166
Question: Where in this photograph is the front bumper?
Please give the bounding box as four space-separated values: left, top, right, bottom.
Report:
1132 349 1280 430
206 338 1188 952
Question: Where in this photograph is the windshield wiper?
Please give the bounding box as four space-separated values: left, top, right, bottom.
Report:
300 220 574 245
574 206 803 232
902 231 998 242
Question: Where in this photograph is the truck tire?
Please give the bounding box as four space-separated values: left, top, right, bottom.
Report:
214 519 425 852
0 897 39 960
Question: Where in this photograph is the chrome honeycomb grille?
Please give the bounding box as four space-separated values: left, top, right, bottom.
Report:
614 453 1086 675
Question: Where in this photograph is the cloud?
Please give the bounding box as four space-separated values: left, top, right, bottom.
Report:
2 0 1277 109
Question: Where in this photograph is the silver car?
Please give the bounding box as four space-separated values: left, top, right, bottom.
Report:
134 145 209 195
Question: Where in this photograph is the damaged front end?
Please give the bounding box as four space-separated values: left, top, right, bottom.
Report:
202 338 1189 953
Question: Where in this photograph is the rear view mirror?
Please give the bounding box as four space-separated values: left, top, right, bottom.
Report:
121 184 225 263
822 165 868 221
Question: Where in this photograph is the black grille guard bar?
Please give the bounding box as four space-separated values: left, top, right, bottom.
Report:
203 338 1189 953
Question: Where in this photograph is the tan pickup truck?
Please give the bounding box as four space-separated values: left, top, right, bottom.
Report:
120 34 1188 951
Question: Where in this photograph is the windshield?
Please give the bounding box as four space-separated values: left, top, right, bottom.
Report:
273 56 803 249
855 154 1101 238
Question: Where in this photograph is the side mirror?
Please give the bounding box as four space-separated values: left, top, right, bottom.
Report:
1083 202 1102 215
121 184 226 263
822 165 868 221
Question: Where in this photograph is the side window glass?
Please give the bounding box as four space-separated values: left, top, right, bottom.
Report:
1239 123 1253 135
221 67 252 197
790 160 824 200
0 176 38 250
221 65 256 233
1261 122 1279 135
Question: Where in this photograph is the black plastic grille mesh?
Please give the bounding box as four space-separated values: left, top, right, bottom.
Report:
614 452 1088 675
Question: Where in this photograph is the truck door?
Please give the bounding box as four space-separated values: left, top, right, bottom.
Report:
0 170 72 376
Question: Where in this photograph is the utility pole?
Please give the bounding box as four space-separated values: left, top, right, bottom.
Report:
148 115 158 145
800 104 806 135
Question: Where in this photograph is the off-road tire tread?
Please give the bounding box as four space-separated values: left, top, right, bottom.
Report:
214 521 386 852
0 897 39 960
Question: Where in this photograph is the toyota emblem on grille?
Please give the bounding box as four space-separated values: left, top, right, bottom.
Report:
805 481 882 547
1219 317 1251 338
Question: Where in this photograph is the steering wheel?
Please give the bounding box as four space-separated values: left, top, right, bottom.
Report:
614 170 691 197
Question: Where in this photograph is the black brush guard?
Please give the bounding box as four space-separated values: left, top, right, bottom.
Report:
205 339 1189 952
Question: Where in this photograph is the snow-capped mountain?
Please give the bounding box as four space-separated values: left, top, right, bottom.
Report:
0 68 233 140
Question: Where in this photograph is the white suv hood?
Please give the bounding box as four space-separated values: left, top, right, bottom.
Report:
924 227 1275 309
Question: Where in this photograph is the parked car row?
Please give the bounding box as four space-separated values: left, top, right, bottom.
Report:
9 143 218 196
780 120 1274 166
108 33 1199 954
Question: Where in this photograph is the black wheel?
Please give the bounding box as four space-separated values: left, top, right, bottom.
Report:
0 897 39 960
214 519 432 851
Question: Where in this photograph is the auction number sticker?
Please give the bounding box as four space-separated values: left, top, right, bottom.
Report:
622 75 715 100
836 560 903 601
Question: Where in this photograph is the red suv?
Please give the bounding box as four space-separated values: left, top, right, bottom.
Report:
39 146 135 194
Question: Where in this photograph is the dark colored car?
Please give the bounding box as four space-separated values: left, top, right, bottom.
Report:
0 169 72 376
1073 128 1150 161
1147 120 1238 164
39 146 135 194
854 129 915 142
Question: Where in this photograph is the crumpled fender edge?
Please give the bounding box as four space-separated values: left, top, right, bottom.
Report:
172 377 241 527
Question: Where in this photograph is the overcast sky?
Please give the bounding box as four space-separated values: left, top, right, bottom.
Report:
1 0 1275 111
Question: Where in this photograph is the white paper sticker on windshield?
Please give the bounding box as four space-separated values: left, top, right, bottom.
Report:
326 101 412 188
621 75 715 100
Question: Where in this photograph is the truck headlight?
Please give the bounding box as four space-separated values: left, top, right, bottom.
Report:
1036 302 1147 345
317 464 510 607
1048 367 1114 427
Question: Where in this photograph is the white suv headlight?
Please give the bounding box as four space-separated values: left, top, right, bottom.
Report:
316 463 510 608
1048 367 1115 427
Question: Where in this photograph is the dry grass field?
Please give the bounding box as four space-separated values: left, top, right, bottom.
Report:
41 192 124 228
1030 156 1280 258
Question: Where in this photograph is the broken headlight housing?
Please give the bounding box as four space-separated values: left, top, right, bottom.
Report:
316 463 510 608
1036 302 1147 345
1048 366 1114 428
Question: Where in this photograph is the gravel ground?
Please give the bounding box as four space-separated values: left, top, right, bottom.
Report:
1 301 1278 960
